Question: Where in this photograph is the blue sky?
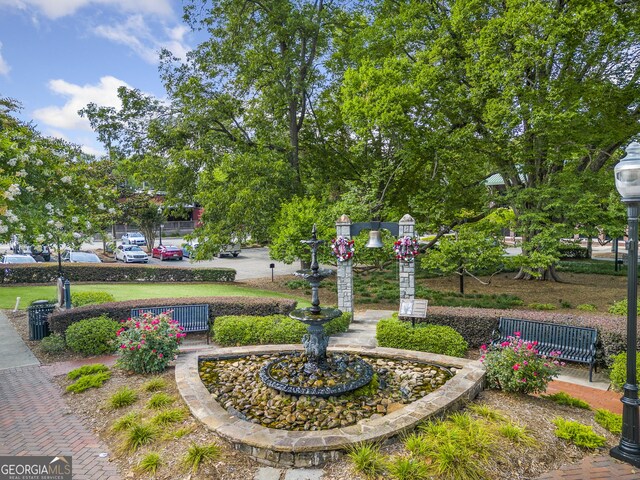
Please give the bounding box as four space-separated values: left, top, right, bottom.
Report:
0 0 202 155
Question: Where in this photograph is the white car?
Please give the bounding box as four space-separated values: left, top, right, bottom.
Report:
115 244 149 263
121 232 147 246
1 254 37 264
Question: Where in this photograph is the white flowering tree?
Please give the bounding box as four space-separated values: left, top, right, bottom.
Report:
0 98 118 251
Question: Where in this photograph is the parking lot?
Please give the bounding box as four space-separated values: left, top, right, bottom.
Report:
0 238 305 281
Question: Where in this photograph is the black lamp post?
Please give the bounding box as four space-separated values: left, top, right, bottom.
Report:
611 141 640 467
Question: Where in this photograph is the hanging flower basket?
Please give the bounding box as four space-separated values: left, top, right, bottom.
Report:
394 236 420 261
331 236 355 262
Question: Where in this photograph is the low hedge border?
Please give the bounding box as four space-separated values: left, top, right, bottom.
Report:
49 296 297 334
212 312 351 346
1 264 236 283
377 317 468 357
404 306 629 366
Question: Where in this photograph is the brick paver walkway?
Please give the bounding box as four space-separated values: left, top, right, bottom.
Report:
536 454 639 479
0 365 121 480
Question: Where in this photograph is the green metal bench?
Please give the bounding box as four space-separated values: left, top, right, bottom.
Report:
131 304 210 344
492 317 598 382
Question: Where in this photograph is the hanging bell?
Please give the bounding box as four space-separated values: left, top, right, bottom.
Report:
366 230 384 248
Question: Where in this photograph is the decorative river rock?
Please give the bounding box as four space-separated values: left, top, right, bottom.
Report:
199 354 454 431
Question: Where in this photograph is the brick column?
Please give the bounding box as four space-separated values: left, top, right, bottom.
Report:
335 214 353 317
398 214 415 300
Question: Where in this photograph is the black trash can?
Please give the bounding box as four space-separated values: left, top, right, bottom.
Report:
27 300 55 341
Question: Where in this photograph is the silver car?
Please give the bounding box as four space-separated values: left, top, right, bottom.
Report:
121 232 147 246
1 254 37 264
61 251 102 263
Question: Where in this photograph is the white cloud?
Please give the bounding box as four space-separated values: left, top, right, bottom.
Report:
0 42 10 76
33 75 131 131
94 14 190 64
0 0 173 20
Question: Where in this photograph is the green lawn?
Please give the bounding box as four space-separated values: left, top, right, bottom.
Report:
0 283 309 310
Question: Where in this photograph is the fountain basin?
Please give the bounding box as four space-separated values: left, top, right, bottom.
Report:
289 307 342 324
176 345 485 467
259 352 374 397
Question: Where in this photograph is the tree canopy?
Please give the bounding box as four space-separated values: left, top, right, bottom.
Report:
77 0 639 273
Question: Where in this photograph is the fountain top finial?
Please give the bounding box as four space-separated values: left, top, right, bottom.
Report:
300 224 325 274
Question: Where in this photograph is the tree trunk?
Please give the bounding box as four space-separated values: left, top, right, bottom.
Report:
513 265 561 281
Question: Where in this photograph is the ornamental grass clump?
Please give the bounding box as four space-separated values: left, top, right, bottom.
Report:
115 311 186 374
552 417 606 449
541 392 591 410
480 332 563 394
594 409 622 435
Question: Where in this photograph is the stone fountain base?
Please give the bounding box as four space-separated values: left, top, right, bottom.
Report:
175 345 485 468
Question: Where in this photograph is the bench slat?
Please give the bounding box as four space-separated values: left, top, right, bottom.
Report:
130 304 210 344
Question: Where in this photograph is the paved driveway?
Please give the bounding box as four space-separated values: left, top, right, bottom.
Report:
141 247 305 280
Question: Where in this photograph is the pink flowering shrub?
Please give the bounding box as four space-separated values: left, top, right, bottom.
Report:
480 332 564 394
115 311 186 374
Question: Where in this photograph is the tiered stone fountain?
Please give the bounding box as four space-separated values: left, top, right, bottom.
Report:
259 225 373 397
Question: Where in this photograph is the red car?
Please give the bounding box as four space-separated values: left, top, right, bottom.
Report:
152 245 183 261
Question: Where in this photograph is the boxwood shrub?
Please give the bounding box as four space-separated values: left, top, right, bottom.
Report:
376 317 468 357
1 263 235 284
49 296 297 335
213 311 351 346
609 352 640 390
65 315 120 355
71 291 116 307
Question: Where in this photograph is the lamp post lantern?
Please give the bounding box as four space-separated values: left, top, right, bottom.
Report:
611 141 640 467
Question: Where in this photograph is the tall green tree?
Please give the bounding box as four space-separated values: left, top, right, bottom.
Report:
341 0 640 279
82 1 358 252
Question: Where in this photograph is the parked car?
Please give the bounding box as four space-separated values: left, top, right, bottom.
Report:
152 245 183 261
115 244 149 263
20 244 51 262
181 241 198 258
121 232 147 246
219 242 241 258
61 251 102 263
182 240 241 259
1 254 37 264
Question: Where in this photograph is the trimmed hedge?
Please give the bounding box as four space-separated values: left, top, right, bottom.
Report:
1 263 235 284
558 242 589 259
71 291 116 307
409 306 629 366
49 296 297 334
377 317 468 357
609 352 640 390
212 312 352 346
